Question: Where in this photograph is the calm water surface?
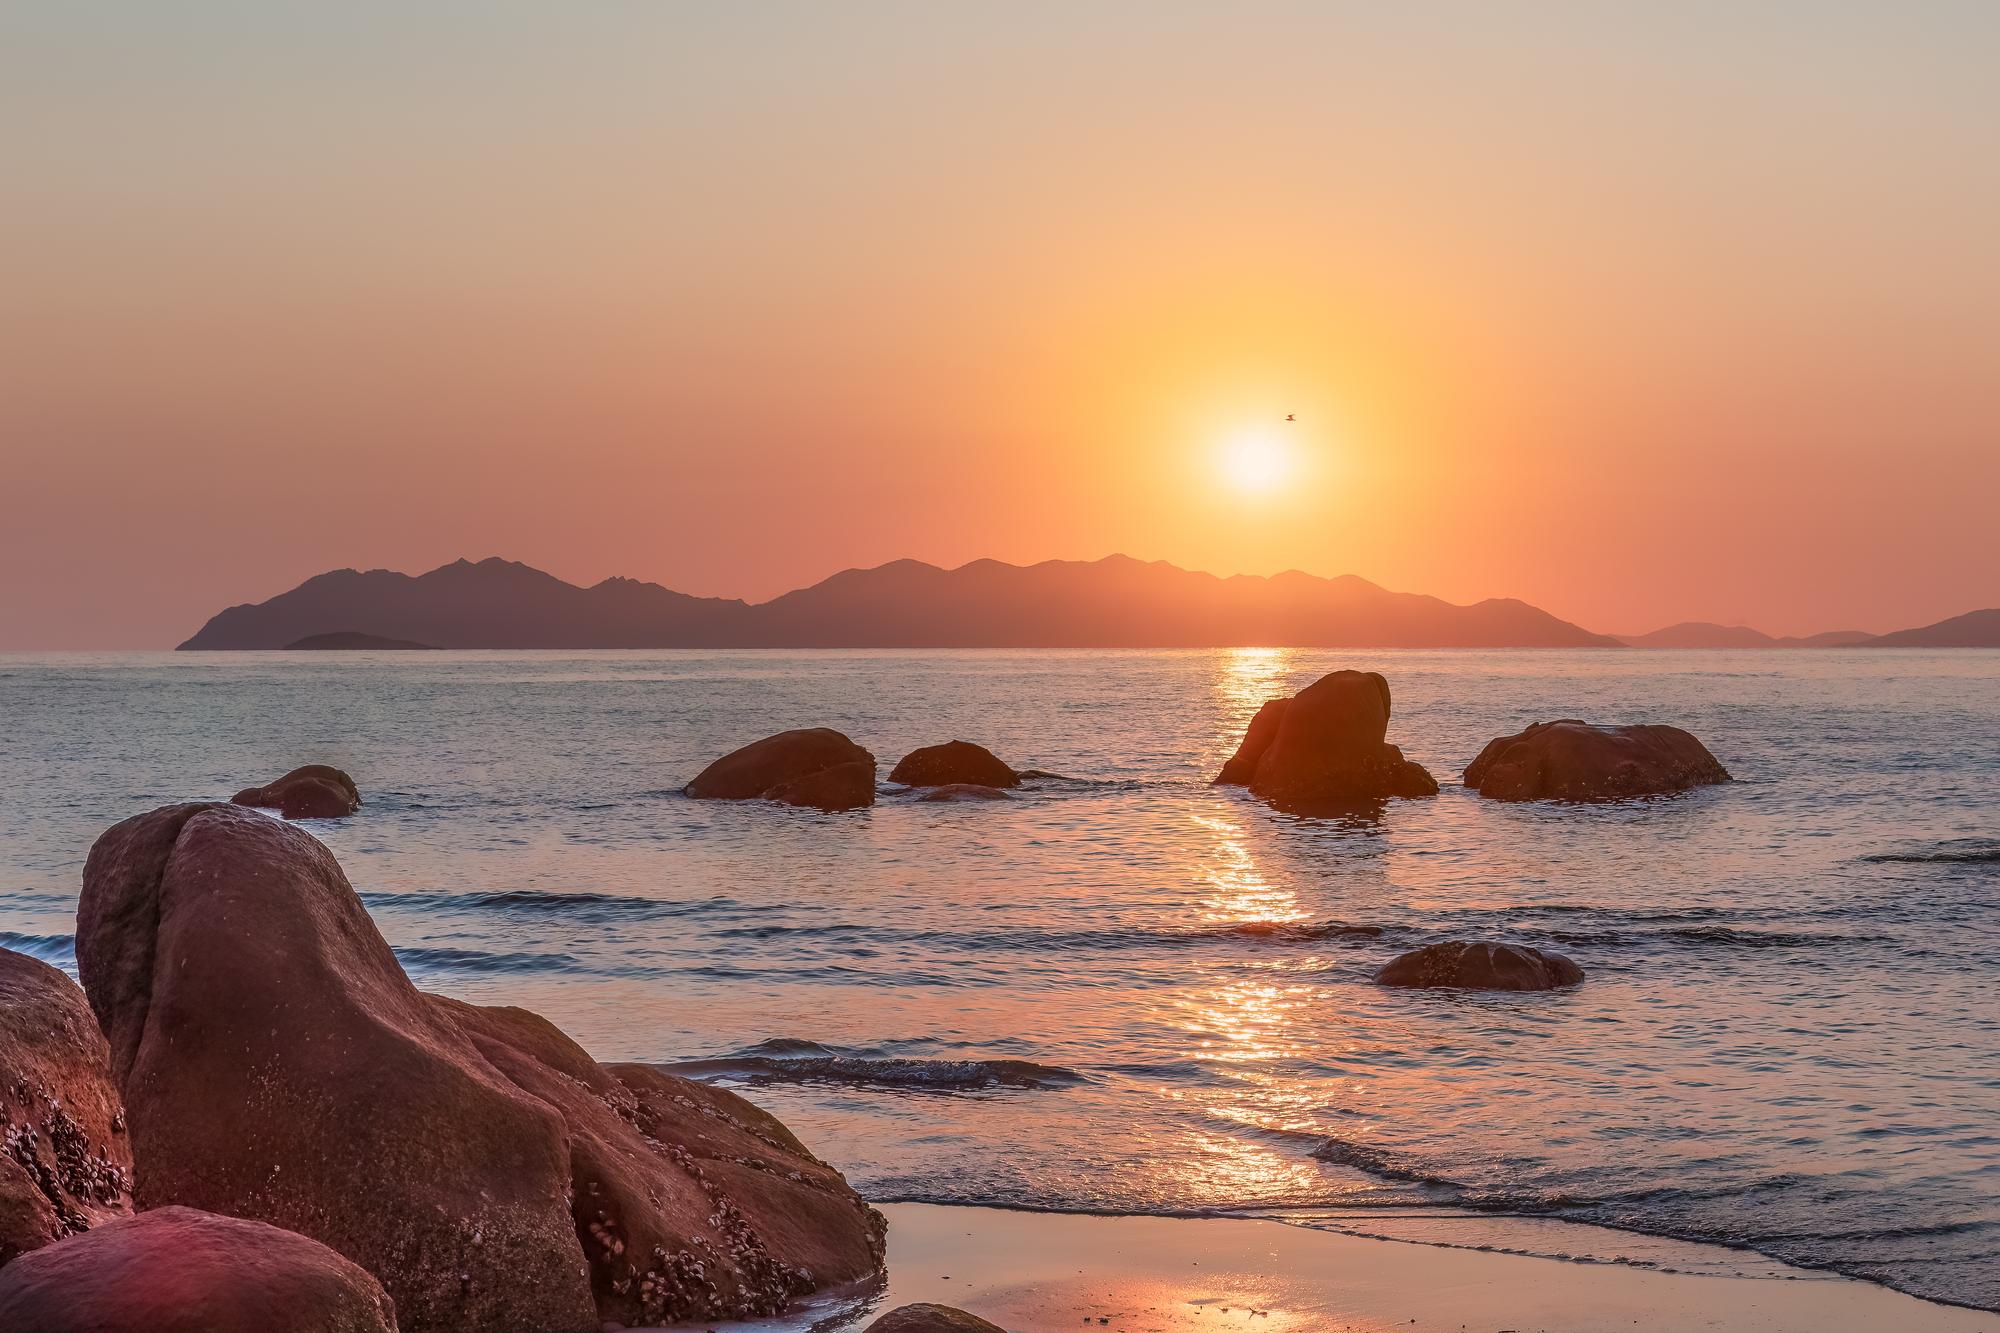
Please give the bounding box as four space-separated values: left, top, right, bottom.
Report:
1 649 1994 1310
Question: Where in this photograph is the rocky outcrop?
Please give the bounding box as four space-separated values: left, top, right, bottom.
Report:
75 802 884 1332
432 998 885 1327
0 1206 397 1333
869 1303 1006 1332
0 947 132 1268
229 764 362 819
1214 671 1437 811
1462 720 1729 802
889 741 1019 789
1374 941 1584 991
685 729 877 811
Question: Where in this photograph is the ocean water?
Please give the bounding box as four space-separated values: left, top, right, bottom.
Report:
1 649 1995 1311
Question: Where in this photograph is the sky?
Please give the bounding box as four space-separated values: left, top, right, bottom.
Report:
3 2 1997 647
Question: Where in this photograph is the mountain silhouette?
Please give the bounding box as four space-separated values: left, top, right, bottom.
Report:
177 555 1623 649
1854 607 2000 648
1618 622 1874 648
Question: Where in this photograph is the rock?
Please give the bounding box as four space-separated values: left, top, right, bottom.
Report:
685 729 877 811
0 947 132 1268
889 741 1020 789
75 802 885 1332
1374 941 1584 991
1462 720 1730 802
0 1206 397 1333
229 764 361 819
868 1303 1007 1332
1215 671 1437 811
431 997 885 1327
914 784 1012 802
78 803 599 1333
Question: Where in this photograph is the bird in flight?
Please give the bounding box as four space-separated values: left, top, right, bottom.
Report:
1284 413 1295 422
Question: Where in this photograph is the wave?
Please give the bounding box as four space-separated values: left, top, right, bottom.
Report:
391 944 592 975
1216 920 1383 942
660 1038 1086 1092
1863 840 2000 865
362 889 781 922
0 931 76 966
1535 925 1844 950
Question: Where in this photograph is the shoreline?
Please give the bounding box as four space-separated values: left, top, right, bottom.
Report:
660 1202 2000 1332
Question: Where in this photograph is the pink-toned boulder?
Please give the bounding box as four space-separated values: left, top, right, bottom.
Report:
0 947 132 1268
1214 671 1436 811
1463 720 1730 802
1374 941 1585 991
889 741 1019 789
0 1206 397 1333
869 1303 1006 1332
686 729 878 811
75 802 884 1332
230 763 361 818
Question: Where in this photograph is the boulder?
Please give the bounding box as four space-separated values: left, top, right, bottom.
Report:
889 741 1020 789
75 802 884 1332
78 802 603 1333
0 1206 397 1333
1374 941 1584 991
869 1303 1006 1332
686 729 877 811
1463 720 1730 802
1215 671 1436 811
0 947 132 1268
230 764 361 819
431 997 885 1327
915 784 1012 802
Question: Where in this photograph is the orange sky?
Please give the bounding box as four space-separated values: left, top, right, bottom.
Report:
4 5 1996 647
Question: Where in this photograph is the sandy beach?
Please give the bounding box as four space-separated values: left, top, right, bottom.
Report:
676 1203 2000 1333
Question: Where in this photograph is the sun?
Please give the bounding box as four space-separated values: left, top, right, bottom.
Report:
1218 427 1296 495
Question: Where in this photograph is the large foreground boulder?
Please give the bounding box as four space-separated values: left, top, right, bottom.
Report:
433 997 885 1326
1463 720 1729 802
889 741 1020 789
869 1303 1006 1332
76 803 884 1332
1214 671 1437 811
0 1206 397 1333
686 728 877 811
0 947 132 1267
231 763 361 819
1374 941 1584 991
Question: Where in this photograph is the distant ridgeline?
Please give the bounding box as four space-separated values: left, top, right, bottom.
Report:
176 556 1999 651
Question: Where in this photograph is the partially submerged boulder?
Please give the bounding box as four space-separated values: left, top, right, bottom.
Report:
686 729 878 811
1214 671 1436 811
1463 720 1729 802
869 1303 1006 1332
75 802 884 1332
1374 941 1584 991
0 1206 397 1333
889 741 1019 789
230 763 361 819
0 947 132 1268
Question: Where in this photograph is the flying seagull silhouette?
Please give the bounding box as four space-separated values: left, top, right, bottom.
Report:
1284 413 1295 421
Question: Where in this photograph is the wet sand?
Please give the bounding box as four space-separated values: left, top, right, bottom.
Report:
667 1202 2000 1332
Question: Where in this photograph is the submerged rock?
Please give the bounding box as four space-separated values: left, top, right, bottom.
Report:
685 729 878 811
229 763 361 819
1374 941 1584 991
1215 671 1437 811
0 1206 397 1333
0 948 133 1268
889 741 1020 789
914 783 1012 802
75 802 883 1332
869 1303 1006 1332
1463 720 1730 802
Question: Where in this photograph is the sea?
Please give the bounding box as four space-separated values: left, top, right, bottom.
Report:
0 648 1994 1311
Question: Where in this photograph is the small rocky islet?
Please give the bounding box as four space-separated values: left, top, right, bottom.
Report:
0 672 1733 1328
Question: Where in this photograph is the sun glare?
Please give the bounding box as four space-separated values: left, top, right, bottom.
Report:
1219 428 1295 495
